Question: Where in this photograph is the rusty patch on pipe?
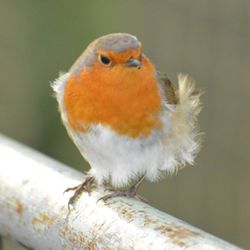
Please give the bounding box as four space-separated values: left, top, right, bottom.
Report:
143 214 157 226
120 206 134 220
32 213 54 226
86 241 97 250
79 235 85 244
32 212 55 233
60 226 88 248
157 225 200 247
69 232 78 244
15 198 24 216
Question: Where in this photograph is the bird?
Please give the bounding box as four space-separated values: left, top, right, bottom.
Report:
52 33 202 207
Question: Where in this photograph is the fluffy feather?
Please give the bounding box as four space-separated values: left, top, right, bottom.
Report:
161 74 202 174
52 73 202 187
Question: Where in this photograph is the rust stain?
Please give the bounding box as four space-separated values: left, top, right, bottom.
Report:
60 226 87 248
119 207 134 220
112 201 138 221
172 239 186 247
157 225 200 247
143 214 157 226
32 212 55 234
79 235 85 244
69 232 78 245
15 199 24 216
32 212 54 226
172 227 200 239
86 241 97 250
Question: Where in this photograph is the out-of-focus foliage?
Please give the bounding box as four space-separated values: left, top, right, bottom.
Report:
0 1 249 249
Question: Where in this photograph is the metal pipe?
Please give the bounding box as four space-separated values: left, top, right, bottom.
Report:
0 134 241 250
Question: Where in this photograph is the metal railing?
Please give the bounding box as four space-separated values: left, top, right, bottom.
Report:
0 134 242 250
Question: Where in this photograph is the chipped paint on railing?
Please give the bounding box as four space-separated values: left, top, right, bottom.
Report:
0 134 242 250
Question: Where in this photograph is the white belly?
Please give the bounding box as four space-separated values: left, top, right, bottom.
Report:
71 124 177 187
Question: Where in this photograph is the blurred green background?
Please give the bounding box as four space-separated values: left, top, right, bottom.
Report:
1 0 249 249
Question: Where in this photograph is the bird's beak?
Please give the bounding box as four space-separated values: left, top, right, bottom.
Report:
126 58 141 69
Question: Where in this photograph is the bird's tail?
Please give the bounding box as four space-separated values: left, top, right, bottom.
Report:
163 74 203 174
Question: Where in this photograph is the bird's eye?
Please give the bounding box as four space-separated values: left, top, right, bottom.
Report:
99 54 111 65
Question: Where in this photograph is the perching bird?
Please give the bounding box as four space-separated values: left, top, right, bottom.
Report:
52 33 202 207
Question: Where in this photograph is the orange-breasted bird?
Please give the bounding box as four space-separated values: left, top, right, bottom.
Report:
52 33 202 206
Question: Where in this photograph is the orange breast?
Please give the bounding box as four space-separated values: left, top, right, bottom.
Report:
64 56 162 138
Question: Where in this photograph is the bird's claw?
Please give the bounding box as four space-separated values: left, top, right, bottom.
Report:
64 176 95 209
97 190 149 204
97 177 149 204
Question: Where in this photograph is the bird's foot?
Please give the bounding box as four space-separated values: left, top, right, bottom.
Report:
98 176 149 203
64 176 95 209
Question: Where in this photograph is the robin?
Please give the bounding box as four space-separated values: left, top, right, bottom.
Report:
52 33 202 207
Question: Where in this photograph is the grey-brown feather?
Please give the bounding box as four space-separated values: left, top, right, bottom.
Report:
70 33 141 76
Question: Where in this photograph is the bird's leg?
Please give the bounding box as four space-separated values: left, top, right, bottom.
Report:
98 175 148 203
64 176 95 209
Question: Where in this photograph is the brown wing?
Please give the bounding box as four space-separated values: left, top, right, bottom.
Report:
159 74 202 105
159 74 178 105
